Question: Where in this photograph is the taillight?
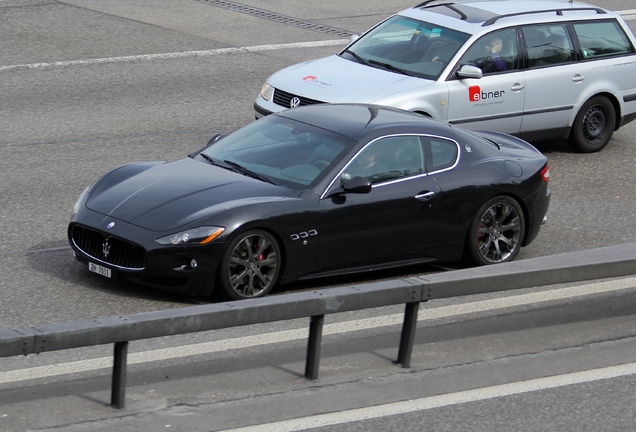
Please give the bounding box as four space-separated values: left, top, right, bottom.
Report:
540 165 550 182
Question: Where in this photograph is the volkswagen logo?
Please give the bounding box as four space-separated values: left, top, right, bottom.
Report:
289 97 301 108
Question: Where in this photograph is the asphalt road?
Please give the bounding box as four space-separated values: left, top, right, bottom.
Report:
1 0 636 431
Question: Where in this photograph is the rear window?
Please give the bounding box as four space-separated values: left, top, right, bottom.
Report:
573 20 635 59
424 137 458 172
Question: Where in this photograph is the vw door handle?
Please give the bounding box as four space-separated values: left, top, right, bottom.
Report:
572 74 585 83
510 83 525 92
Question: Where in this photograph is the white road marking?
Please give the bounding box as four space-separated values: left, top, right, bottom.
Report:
219 361 636 432
0 40 348 72
0 277 634 384
619 9 636 19
0 9 633 72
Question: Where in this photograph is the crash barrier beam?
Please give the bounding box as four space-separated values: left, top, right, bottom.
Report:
1 242 635 409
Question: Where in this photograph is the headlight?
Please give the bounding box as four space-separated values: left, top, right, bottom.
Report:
260 83 274 101
156 226 225 245
71 187 90 219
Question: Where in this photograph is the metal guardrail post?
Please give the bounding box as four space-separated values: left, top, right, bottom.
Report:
305 315 324 381
396 302 420 368
111 341 128 409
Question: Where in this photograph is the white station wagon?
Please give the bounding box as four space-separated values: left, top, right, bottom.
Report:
255 0 636 152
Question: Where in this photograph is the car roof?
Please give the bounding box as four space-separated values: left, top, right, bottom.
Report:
401 0 611 33
274 103 453 139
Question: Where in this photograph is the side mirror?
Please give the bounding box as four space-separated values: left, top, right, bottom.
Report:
457 65 483 79
343 176 372 194
325 175 372 199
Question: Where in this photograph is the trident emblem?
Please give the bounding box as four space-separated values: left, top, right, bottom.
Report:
102 239 111 258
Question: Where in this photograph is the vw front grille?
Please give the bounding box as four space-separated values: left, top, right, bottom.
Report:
272 89 324 108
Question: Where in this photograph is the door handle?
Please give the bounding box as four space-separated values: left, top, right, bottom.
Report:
510 83 525 92
415 191 435 201
572 74 585 83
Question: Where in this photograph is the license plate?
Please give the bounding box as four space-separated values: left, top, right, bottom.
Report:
89 262 112 278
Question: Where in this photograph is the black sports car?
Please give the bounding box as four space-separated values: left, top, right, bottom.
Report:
69 104 550 300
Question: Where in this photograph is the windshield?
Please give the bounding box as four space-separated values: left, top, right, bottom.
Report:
199 116 353 189
340 15 470 80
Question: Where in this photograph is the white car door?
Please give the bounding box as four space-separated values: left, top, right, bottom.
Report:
446 28 525 134
519 24 582 134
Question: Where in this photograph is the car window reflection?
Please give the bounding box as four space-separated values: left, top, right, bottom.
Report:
200 117 352 189
341 136 425 186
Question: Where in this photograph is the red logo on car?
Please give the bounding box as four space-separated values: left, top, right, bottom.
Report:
469 86 506 102
469 85 481 102
303 75 318 81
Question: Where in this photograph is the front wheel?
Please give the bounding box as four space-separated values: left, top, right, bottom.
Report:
466 196 525 265
217 230 281 300
568 96 616 153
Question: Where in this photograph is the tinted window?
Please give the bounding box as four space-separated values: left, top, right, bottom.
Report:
573 20 635 59
424 137 458 172
201 116 351 188
458 28 519 74
341 136 424 185
523 24 575 67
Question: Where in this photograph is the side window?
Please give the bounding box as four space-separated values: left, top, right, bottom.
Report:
424 137 458 172
523 24 575 67
458 29 518 74
573 20 635 60
341 136 424 185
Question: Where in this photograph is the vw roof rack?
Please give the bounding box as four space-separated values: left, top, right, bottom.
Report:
482 7 606 26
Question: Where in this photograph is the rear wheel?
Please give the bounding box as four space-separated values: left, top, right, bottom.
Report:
568 96 616 153
466 196 525 265
217 230 281 300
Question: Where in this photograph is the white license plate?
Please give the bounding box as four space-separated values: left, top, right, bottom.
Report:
89 262 112 278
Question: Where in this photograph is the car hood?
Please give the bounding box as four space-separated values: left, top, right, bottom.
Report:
268 55 433 103
86 158 295 232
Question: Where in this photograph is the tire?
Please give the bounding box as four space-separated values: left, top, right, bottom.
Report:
568 96 616 153
466 196 525 265
217 230 281 300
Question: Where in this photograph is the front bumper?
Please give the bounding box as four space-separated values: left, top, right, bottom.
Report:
254 100 273 119
68 217 226 296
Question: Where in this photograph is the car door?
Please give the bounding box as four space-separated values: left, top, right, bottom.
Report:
519 24 581 133
446 28 526 134
317 135 442 271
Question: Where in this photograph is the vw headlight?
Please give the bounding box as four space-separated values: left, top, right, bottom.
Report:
260 82 274 101
156 226 225 245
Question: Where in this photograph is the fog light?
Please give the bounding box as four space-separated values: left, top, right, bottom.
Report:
190 259 198 269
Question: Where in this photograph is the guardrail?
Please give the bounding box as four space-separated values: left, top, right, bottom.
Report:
2 242 636 409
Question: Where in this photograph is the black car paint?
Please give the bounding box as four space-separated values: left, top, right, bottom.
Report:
69 104 549 297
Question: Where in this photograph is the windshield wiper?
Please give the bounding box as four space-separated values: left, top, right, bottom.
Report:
223 160 278 185
199 153 231 168
368 59 414 76
343 49 368 66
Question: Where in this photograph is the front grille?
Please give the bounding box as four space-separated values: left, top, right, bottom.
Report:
273 89 324 109
71 225 146 270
